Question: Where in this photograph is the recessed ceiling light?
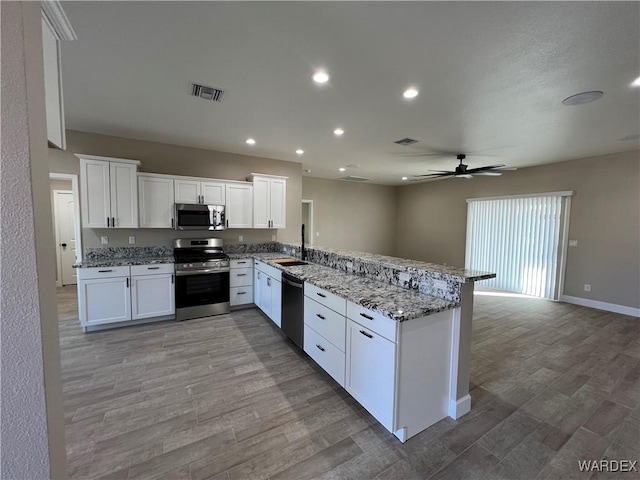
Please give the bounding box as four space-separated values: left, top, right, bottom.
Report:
401 176 408 181
339 167 346 172
245 138 256 145
403 88 419 99
632 76 640 87
561 91 603 106
333 128 344 136
312 71 329 84
296 149 304 155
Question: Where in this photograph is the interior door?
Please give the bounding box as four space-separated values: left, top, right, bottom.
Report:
55 191 77 285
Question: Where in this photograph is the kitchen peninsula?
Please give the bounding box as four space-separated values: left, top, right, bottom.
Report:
74 241 495 442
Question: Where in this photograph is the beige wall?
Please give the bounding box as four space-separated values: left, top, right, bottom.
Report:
302 177 397 255
48 130 302 248
395 150 640 309
1 2 67 478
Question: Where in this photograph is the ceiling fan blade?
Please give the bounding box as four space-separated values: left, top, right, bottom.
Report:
413 172 455 178
473 171 502 176
455 174 474 179
493 166 518 171
466 165 505 172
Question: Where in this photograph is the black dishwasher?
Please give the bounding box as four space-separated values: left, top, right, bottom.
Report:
281 272 304 349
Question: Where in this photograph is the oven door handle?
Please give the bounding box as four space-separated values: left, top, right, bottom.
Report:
175 268 230 276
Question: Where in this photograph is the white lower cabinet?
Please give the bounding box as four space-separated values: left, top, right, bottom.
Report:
230 259 253 307
78 264 175 330
253 260 282 327
345 319 396 431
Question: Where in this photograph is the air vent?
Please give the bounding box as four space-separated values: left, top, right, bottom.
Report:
394 137 418 146
190 83 225 102
340 175 371 182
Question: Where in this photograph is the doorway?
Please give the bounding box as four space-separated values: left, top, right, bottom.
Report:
50 173 82 287
302 199 313 246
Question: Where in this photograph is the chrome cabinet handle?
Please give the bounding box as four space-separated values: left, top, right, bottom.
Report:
316 344 325 352
359 330 373 339
147 266 160 270
237 261 247 264
316 313 325 320
126 277 129 288
98 269 113 273
237 291 246 295
360 313 374 321
171 274 174 284
316 292 327 298
237 273 247 276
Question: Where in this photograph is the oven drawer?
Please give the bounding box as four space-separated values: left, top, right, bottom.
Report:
304 324 345 387
230 286 253 306
131 263 174 276
230 267 253 287
77 265 130 280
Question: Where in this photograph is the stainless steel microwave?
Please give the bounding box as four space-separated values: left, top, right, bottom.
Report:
175 203 225 230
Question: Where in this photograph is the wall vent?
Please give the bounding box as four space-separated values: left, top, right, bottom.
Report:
340 175 371 182
190 83 225 102
394 137 418 146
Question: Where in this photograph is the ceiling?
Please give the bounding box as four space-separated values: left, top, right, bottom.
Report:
60 1 640 185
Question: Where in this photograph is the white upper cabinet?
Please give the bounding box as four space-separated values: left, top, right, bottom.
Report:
225 183 253 228
78 155 140 228
41 4 75 150
174 179 226 204
138 174 175 228
248 174 287 229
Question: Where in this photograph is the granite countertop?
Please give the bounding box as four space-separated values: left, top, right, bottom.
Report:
73 256 175 268
232 253 458 322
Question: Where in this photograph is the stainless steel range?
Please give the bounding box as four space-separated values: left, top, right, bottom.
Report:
173 238 230 321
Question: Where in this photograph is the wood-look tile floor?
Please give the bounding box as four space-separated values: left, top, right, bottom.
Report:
57 286 640 480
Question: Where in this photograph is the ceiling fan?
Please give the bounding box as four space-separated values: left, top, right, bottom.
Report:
413 154 517 180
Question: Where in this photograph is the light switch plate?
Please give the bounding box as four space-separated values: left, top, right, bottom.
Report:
271 235 277 241
568 240 578 247
239 235 244 242
101 236 108 245
128 236 135 244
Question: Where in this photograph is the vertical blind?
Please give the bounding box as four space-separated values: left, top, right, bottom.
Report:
465 193 571 299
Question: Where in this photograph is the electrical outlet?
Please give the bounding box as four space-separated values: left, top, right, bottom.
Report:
433 279 447 291
239 235 244 242
316 232 320 237
128 236 135 244
569 240 578 247
101 236 108 245
271 235 277 241
584 284 591 292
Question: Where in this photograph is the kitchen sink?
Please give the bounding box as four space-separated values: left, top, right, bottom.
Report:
271 258 308 266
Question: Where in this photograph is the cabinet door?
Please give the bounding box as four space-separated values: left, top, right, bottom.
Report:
131 273 175 320
254 269 262 310
201 182 226 205
252 177 270 228
226 184 253 228
80 158 110 228
110 162 138 228
41 15 65 149
138 176 175 228
269 178 287 229
345 320 396 430
78 277 131 326
174 179 201 203
259 274 273 319
271 278 282 328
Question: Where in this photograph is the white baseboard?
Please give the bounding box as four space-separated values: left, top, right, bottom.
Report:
448 394 471 419
561 295 640 317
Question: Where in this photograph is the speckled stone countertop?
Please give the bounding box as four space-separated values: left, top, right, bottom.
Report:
231 253 458 322
74 256 175 268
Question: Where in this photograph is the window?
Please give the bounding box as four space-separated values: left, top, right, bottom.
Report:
465 192 573 299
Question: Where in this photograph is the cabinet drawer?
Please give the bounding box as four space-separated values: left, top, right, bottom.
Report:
304 297 346 351
230 286 253 306
304 325 345 387
231 259 251 269
77 265 130 280
347 301 398 343
130 263 174 276
254 260 281 281
304 283 346 316
230 267 253 287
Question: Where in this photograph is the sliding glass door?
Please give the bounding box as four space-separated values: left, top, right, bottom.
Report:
465 192 572 299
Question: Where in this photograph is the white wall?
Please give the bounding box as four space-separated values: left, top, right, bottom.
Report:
1 2 67 478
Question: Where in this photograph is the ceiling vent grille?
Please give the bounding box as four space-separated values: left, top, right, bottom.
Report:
190 83 225 102
340 175 371 182
394 137 418 146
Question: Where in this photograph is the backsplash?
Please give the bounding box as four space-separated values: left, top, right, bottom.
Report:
84 246 174 260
